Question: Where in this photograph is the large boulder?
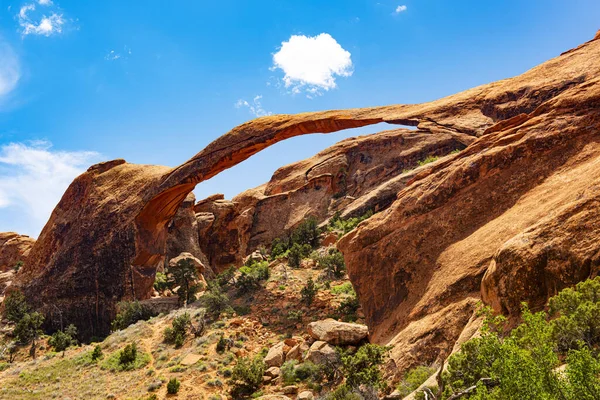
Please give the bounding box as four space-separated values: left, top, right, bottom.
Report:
264 341 286 367
307 318 369 345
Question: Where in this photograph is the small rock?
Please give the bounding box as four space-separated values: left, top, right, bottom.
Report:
283 385 298 395
263 375 273 384
382 390 402 400
297 391 314 400
286 344 303 362
180 353 201 366
265 366 281 378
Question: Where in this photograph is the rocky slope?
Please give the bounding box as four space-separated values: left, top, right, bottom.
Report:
9 28 600 372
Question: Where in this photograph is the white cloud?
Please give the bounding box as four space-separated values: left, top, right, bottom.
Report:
235 95 272 118
104 46 131 61
394 5 407 14
271 33 353 97
0 141 101 236
17 3 65 37
0 39 20 98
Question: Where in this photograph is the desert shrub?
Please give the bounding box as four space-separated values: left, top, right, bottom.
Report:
319 248 346 279
280 360 324 386
48 324 78 353
167 378 181 394
3 291 30 323
164 313 191 348
101 343 150 371
441 285 600 400
111 301 157 331
417 155 439 166
291 216 321 248
548 276 600 351
153 272 169 292
234 305 251 316
201 284 231 317
397 365 436 397
229 356 265 398
14 311 44 359
270 237 290 259
91 345 103 361
301 278 317 306
328 210 373 235
288 243 312 268
235 261 269 294
216 335 233 354
337 293 360 322
280 360 299 385
216 266 237 288
341 344 388 389
119 342 138 366
323 385 361 400
13 260 23 272
331 282 354 295
286 310 304 323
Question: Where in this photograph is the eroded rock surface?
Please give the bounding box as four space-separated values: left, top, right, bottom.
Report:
0 232 35 273
307 318 369 345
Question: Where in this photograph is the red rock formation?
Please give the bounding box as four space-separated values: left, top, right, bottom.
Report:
339 31 600 372
0 232 35 272
14 31 600 346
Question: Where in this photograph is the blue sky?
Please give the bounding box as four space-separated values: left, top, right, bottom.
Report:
0 0 599 236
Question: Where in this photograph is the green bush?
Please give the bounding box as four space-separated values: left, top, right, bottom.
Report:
269 216 321 261
286 310 304 323
91 345 103 361
201 284 231 317
331 282 354 295
13 311 44 359
229 356 265 398
153 272 169 292
397 366 436 397
328 210 373 235
337 293 360 322
301 278 317 306
2 291 30 323
216 335 232 354
167 378 181 394
270 237 290 259
13 260 23 272
288 243 312 268
290 216 321 248
48 324 78 353
164 313 191 348
235 261 270 294
216 266 237 288
111 301 157 331
341 344 388 389
323 385 361 400
119 342 138 366
441 279 600 400
319 248 346 279
417 155 439 166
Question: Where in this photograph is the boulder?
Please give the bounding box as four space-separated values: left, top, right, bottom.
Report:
168 252 206 275
265 366 280 378
307 318 368 345
264 341 286 367
282 386 298 395
297 391 314 400
304 341 338 364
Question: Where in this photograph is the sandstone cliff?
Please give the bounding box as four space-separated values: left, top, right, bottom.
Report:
13 29 600 351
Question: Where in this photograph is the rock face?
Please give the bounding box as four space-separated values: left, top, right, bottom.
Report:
12 30 600 350
197 129 473 272
0 232 35 273
307 318 369 345
338 31 600 373
165 193 210 274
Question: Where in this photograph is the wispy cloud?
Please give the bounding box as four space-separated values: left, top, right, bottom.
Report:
235 95 272 117
0 39 20 99
104 46 132 61
0 140 101 236
271 33 353 98
394 5 407 14
17 2 66 37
